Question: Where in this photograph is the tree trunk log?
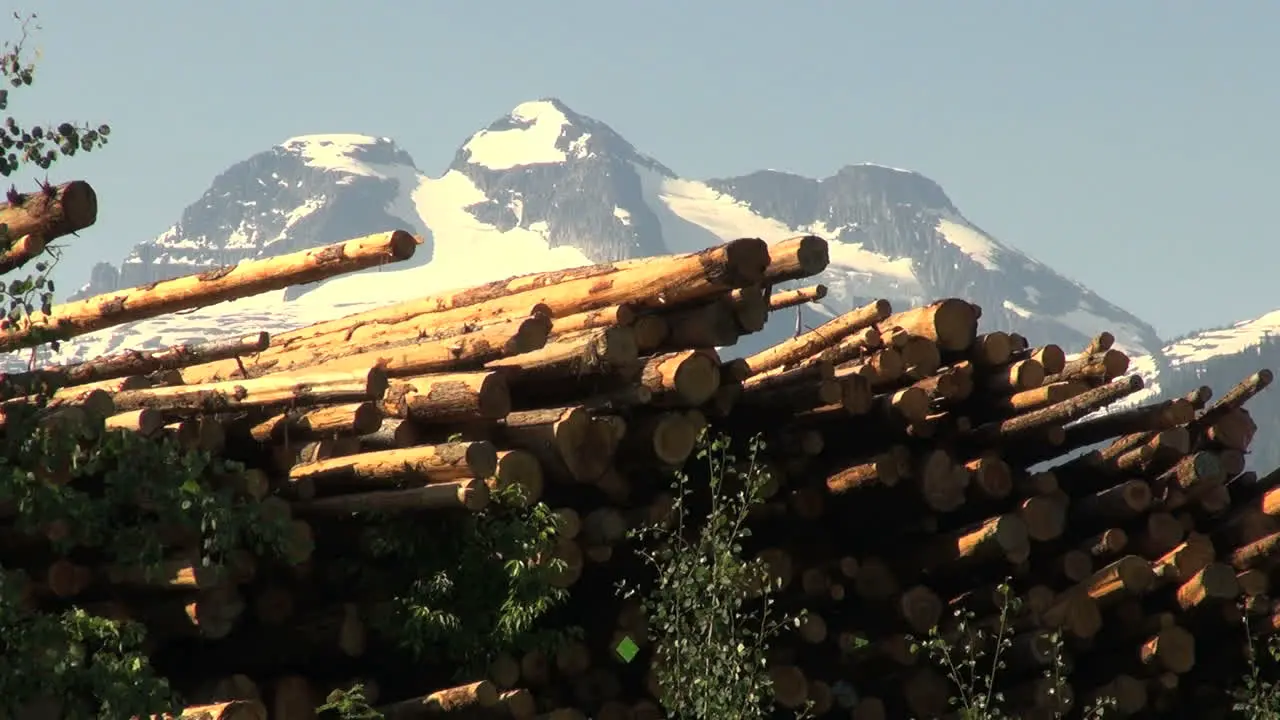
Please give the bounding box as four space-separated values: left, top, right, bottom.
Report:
0 230 418 351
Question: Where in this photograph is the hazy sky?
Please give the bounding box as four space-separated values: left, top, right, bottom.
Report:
7 0 1275 339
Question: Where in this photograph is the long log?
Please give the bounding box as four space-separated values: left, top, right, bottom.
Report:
965 375 1145 445
0 333 270 400
288 441 499 494
740 299 892 378
292 478 490 515
265 238 773 352
486 326 638 383
0 230 419 351
111 368 388 413
245 401 382 444
186 317 551 383
766 284 827 311
381 371 512 424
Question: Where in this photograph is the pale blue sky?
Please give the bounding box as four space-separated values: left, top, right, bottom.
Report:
7 0 1275 339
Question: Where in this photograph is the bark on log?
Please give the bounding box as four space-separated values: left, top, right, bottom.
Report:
637 349 721 406
275 239 774 355
877 299 979 352
1043 349 1130 386
0 234 48 278
486 326 638 383
550 304 636 337
0 333 269 400
246 401 382 444
288 441 499 494
381 371 511 424
740 299 892 377
111 368 387 413
965 375 1144 445
1061 398 1195 450
199 318 551 383
762 235 830 283
766 284 827 311
0 180 97 247
0 231 418 351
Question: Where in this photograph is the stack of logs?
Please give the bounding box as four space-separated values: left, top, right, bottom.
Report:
2 179 1278 720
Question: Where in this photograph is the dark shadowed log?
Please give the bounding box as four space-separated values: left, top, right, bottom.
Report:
965 375 1144 446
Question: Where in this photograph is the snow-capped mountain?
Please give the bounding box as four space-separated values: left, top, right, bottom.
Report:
47 97 1166 372
1120 313 1280 472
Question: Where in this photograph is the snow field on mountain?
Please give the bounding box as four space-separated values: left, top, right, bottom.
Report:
461 101 588 171
936 217 1001 270
1164 310 1280 366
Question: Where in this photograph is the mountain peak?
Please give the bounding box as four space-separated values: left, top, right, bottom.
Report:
453 98 672 176
275 134 419 179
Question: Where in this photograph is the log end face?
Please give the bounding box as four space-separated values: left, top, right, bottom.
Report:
63 179 99 229
386 229 419 261
477 371 514 420
350 401 384 436
794 234 831 277
933 298 980 352
672 352 721 406
723 236 771 285
459 478 491 511
463 440 501 480
515 315 553 354
994 514 1030 555
364 367 391 401
1198 562 1241 600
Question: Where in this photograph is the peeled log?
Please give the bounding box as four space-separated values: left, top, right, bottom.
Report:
0 332 269 400
487 326 638 383
381 371 512 424
766 284 827 311
740 299 892 378
278 238 773 350
0 180 97 245
246 401 382 444
0 231 418 351
111 368 388 413
289 441 499 494
762 235 830 283
965 375 1144 445
638 349 721 406
1043 349 1130 385
990 381 1089 415
877 299 979 352
194 317 551 383
550 304 636 337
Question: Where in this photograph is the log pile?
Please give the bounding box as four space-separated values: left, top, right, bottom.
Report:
2 182 1279 719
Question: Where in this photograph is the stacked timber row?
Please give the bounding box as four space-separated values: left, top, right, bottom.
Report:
1 180 1279 719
